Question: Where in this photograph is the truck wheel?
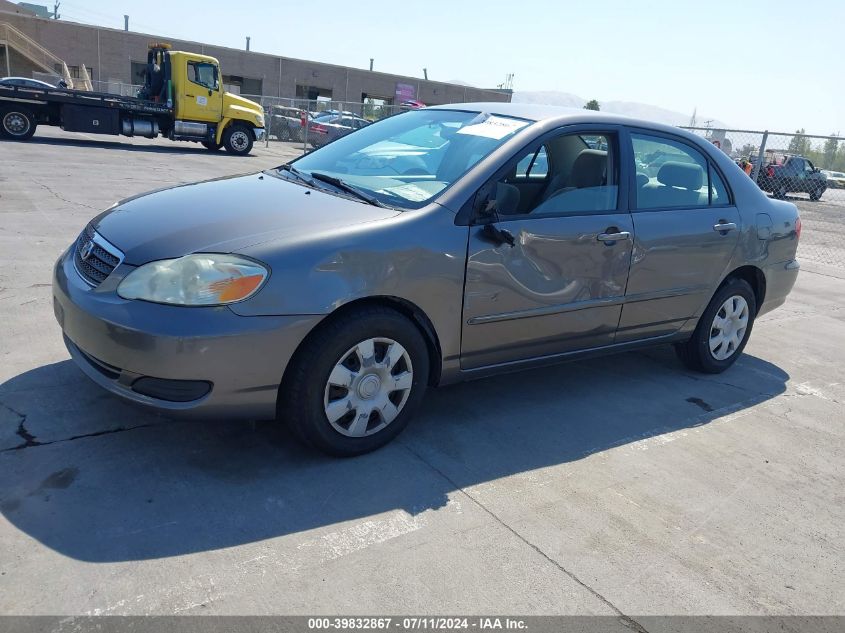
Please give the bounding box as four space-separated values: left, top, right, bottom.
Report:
1 108 36 140
223 123 253 155
809 186 824 201
773 183 787 199
201 141 222 151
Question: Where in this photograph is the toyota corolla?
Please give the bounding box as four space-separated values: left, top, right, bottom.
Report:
53 104 801 456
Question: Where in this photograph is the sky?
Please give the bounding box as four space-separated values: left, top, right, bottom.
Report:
44 0 844 133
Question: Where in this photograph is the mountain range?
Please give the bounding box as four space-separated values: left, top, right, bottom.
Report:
510 91 729 129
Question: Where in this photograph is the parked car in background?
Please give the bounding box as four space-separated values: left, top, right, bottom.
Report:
0 76 60 89
821 169 845 189
308 114 371 148
756 154 827 200
400 99 426 110
53 104 801 456
268 105 311 142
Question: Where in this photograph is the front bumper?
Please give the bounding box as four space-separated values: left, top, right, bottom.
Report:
253 127 266 141
52 248 321 420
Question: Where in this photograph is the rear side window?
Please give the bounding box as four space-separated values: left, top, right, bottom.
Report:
631 133 729 209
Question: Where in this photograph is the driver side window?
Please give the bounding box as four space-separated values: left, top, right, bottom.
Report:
187 61 218 91
489 132 618 217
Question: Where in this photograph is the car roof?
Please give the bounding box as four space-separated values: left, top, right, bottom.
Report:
426 102 690 136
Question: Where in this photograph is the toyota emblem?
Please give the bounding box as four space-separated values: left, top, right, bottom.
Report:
80 240 95 261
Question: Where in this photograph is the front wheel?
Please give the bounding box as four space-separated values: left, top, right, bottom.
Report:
1 108 37 140
281 305 430 456
809 186 824 201
675 277 757 374
222 123 254 155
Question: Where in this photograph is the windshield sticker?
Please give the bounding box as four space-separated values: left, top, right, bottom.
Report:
380 182 445 202
456 115 528 140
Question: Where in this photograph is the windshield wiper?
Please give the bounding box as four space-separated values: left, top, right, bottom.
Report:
277 163 315 185
309 172 388 208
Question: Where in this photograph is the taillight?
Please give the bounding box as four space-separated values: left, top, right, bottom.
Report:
311 124 327 134
767 166 774 178
795 217 802 240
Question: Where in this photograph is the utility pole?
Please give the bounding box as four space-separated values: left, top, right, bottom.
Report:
52 2 61 19
369 58 374 71
246 37 250 51
124 15 129 31
423 68 428 80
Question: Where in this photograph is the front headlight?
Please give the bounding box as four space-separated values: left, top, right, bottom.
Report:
255 113 265 126
117 254 269 306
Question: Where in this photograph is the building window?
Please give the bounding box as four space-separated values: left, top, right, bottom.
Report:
296 85 332 100
130 61 147 85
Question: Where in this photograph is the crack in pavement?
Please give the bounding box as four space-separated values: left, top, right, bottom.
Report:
0 400 165 452
31 180 99 211
400 442 650 633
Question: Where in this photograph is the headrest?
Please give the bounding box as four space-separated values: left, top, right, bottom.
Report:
572 149 607 188
657 161 703 190
495 182 521 215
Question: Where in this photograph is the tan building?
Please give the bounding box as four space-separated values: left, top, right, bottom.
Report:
0 1 511 106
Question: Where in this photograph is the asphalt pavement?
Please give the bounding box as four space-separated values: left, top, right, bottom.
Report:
1 129 843 617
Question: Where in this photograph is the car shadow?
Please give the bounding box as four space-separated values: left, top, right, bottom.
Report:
0 347 788 562
6 135 255 156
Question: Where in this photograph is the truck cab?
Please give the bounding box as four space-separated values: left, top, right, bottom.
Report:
141 45 265 154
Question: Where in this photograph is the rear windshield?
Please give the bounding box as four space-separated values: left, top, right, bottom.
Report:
290 110 531 209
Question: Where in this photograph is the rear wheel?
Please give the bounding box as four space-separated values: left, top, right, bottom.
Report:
280 305 430 456
222 123 254 155
1 108 36 140
675 277 756 374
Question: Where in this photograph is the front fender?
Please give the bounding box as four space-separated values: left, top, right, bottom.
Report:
215 104 264 143
229 205 469 369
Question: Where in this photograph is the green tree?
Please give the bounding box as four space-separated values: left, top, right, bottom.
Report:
786 128 811 156
583 99 600 111
821 134 840 169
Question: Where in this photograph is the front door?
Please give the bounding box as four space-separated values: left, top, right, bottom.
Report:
461 129 633 370
179 58 223 123
616 130 740 342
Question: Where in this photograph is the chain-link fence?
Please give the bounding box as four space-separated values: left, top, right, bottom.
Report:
684 127 845 269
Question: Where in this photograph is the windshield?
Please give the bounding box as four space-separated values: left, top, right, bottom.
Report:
288 110 531 209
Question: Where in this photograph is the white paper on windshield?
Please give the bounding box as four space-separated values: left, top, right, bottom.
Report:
456 115 528 140
380 182 446 202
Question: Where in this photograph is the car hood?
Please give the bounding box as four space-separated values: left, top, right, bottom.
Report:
92 173 398 265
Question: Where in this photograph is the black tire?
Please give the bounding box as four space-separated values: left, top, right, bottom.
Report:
201 141 222 151
222 123 254 155
809 186 824 201
280 305 430 457
1 108 37 141
773 183 788 199
675 277 757 374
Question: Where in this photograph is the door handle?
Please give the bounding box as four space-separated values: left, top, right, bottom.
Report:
186 94 195 98
713 221 737 233
597 230 631 243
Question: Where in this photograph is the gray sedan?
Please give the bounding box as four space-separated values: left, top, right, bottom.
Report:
53 104 801 456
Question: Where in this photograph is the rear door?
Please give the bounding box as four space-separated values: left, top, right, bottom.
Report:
616 130 740 342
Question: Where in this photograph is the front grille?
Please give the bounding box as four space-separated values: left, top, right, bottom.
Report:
73 225 122 286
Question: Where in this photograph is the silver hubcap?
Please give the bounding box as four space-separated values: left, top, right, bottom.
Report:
323 337 414 437
709 295 749 361
3 112 29 136
230 130 249 151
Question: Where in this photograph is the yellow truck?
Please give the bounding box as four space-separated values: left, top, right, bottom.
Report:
0 43 265 155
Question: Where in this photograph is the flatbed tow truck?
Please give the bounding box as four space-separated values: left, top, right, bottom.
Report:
0 43 265 155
